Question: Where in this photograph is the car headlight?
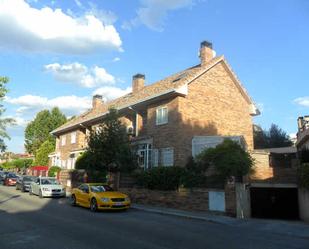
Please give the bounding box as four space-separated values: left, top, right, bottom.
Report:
101 198 110 203
42 188 50 191
125 197 130 202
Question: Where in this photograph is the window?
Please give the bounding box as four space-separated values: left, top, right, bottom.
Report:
71 132 76 144
156 106 168 125
161 148 174 166
61 136 66 146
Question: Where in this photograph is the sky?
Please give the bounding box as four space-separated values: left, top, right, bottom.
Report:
0 0 309 153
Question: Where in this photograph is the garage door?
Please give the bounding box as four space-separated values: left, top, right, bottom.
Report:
250 187 299 220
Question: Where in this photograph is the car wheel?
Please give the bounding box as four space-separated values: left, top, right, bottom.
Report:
70 195 76 206
39 190 43 198
90 198 98 212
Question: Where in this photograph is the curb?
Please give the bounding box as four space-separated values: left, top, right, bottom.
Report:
131 204 235 226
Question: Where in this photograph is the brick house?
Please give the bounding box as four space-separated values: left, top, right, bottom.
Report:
49 41 260 170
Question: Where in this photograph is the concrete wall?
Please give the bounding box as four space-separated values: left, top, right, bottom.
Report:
235 183 251 218
298 188 309 222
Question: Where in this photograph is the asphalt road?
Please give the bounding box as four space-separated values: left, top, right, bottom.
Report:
0 185 309 249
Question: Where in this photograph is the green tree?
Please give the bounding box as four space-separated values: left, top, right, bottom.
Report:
10 158 33 168
196 139 254 183
76 108 136 173
33 140 54 165
0 77 15 151
25 107 66 154
254 123 293 149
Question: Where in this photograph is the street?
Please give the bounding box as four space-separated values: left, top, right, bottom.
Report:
0 185 308 249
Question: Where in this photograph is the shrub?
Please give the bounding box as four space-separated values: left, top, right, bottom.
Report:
75 151 94 170
299 163 309 189
86 170 107 183
48 166 61 177
180 171 207 188
136 167 185 191
196 139 254 183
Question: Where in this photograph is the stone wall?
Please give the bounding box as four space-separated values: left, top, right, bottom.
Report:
120 186 237 216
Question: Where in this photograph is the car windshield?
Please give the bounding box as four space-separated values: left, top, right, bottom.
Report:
23 176 34 182
41 178 60 185
7 173 16 178
90 185 113 193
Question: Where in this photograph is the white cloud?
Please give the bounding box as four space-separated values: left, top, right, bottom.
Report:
113 57 120 62
0 0 122 54
44 62 116 88
5 94 92 116
5 86 131 117
122 0 195 31
93 86 132 101
294 97 309 107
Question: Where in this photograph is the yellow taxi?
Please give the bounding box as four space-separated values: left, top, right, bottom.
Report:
70 183 130 212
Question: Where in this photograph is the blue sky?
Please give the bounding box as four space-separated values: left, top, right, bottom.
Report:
0 0 308 153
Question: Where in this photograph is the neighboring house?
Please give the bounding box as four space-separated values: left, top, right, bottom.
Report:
296 115 309 151
49 41 260 170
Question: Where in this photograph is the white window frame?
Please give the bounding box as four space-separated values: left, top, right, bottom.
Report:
61 136 66 146
161 147 174 167
156 106 168 125
71 132 77 144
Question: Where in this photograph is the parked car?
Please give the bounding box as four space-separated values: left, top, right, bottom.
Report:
0 171 8 183
16 175 37 192
29 177 65 198
70 183 131 212
3 172 18 186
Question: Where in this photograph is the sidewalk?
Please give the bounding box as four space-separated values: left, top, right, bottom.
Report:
132 204 309 240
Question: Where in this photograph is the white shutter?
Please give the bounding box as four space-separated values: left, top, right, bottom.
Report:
153 149 159 167
162 148 174 166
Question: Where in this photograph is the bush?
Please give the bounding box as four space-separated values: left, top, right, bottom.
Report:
48 166 61 177
75 151 94 170
299 163 309 189
180 171 207 188
196 139 253 183
136 167 185 191
86 170 107 183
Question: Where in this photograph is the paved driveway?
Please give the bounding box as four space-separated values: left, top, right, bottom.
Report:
0 185 308 249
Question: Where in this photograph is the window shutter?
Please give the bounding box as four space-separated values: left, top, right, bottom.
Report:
162 148 174 166
153 149 159 167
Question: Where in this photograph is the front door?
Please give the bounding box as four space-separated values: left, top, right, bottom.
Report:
137 143 152 169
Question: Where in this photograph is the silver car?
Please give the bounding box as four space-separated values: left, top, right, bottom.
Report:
29 177 65 198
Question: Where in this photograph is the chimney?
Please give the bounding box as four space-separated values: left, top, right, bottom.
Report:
132 74 145 93
92 95 104 109
199 41 214 66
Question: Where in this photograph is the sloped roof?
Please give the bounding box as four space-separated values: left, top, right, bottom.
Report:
52 55 258 135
